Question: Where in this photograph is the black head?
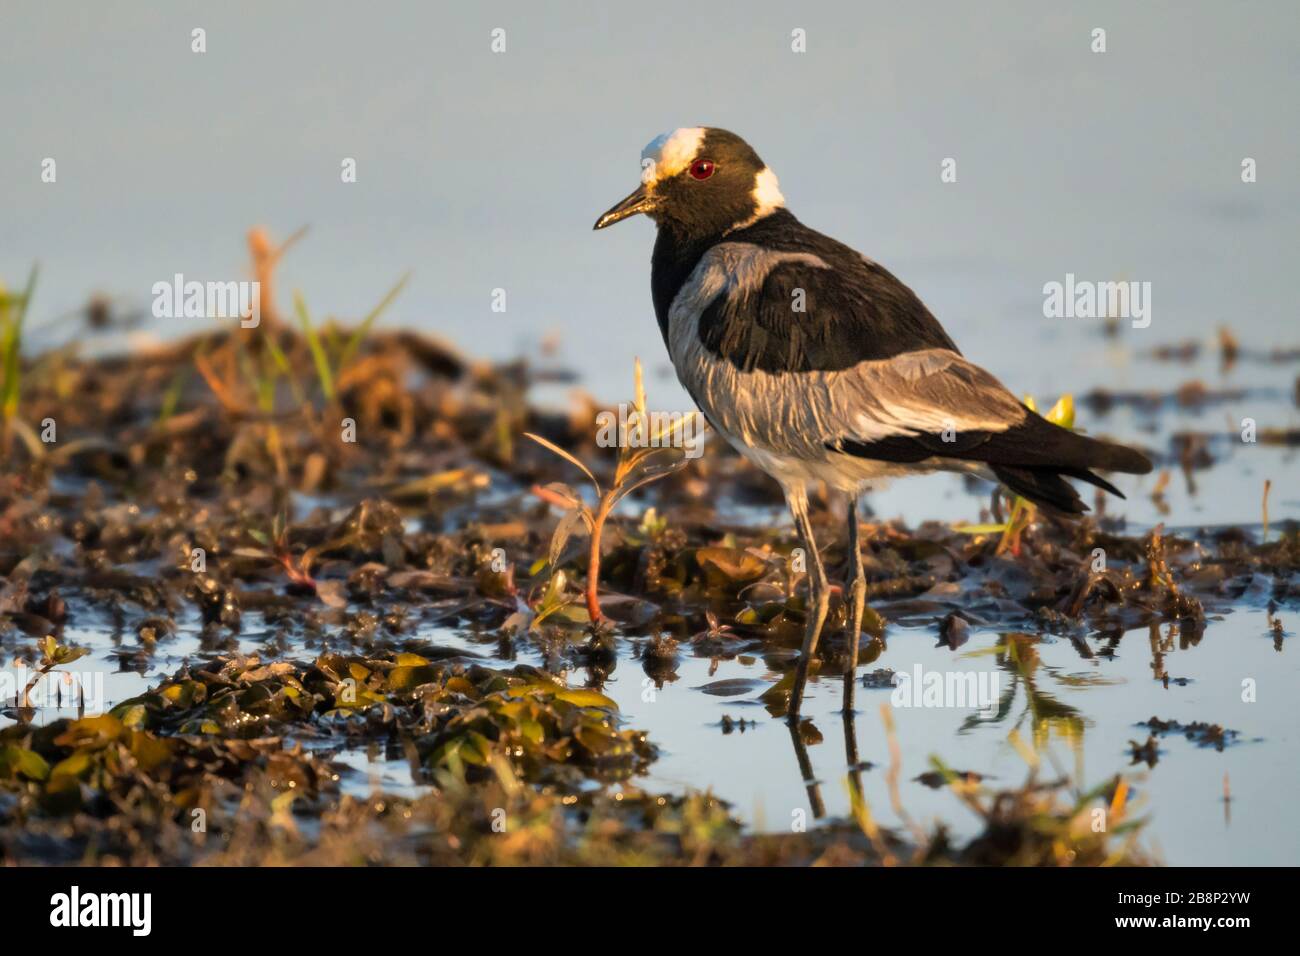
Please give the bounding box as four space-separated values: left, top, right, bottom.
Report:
593 127 785 240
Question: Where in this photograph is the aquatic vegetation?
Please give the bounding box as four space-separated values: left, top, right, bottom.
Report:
20 636 90 710
291 275 410 406
525 359 699 624
1141 716 1241 752
184 231 409 485
0 646 1152 866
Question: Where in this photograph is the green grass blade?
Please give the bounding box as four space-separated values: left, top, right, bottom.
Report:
294 291 335 402
338 272 410 371
263 330 306 407
157 364 190 424
1 264 38 421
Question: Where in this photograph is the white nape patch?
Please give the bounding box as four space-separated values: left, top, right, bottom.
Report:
641 127 705 185
725 166 786 233
751 167 785 216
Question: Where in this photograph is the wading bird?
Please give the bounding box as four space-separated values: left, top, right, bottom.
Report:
593 128 1151 718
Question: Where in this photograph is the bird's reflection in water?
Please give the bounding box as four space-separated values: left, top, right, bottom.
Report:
785 634 886 820
786 717 826 819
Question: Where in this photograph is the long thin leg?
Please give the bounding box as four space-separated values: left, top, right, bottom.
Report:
787 485 829 720
842 494 867 715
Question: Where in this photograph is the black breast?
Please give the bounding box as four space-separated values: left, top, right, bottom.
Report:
650 229 712 349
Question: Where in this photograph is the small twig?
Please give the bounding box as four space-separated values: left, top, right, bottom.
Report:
21 662 55 710
1262 479 1272 543
194 351 246 414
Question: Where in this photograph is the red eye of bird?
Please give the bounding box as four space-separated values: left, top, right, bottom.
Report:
688 159 716 180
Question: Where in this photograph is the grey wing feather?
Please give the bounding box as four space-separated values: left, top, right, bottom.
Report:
830 349 1027 444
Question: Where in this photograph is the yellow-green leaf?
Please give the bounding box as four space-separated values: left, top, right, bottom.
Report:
554 687 618 710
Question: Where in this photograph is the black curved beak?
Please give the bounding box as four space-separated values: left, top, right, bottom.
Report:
593 183 655 230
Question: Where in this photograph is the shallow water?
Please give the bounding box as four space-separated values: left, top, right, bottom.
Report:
8 540 1296 865
611 609 1298 867
356 605 1295 866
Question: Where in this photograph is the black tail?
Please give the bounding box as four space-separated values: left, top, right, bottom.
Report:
831 410 1153 516
991 464 1119 515
985 414 1153 514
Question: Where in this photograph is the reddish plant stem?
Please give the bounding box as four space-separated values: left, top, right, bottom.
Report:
586 494 615 623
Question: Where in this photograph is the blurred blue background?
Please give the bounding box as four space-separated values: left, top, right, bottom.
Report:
4 0 1297 523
